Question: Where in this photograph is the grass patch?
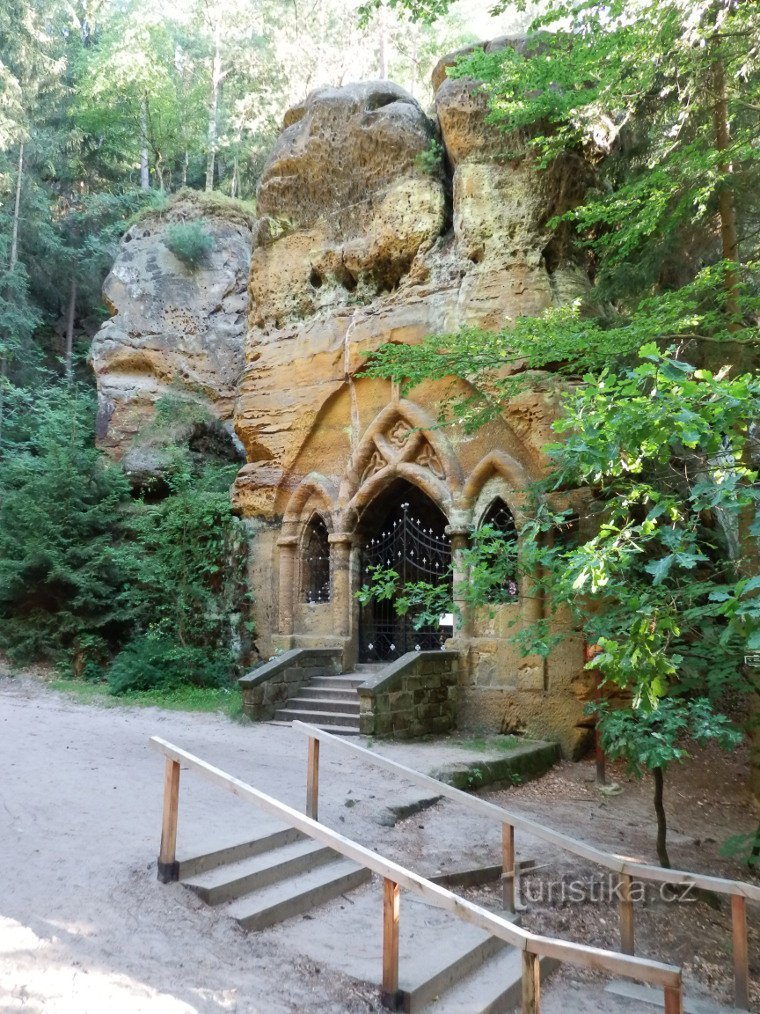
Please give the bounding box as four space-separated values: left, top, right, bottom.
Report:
49 679 245 719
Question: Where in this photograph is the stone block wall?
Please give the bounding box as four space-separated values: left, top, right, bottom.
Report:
239 647 342 720
359 651 459 738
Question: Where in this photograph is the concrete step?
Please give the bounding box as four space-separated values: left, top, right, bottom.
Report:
298 686 360 702
399 923 508 1010
227 859 372 931
287 696 360 716
418 948 558 1014
177 826 304 880
309 675 365 689
182 838 336 906
275 707 361 729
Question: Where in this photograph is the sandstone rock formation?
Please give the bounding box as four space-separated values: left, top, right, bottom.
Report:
91 192 253 480
92 51 597 755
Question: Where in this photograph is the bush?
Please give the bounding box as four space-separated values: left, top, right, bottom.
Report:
163 220 214 267
107 632 232 694
0 387 133 664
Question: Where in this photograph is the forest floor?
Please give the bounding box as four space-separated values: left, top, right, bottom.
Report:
1 670 758 1013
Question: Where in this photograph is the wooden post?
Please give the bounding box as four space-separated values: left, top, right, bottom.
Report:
306 737 320 822
619 873 635 955
663 981 683 1014
731 894 749 1010
521 950 540 1013
502 823 516 913
157 757 180 883
381 878 400 1009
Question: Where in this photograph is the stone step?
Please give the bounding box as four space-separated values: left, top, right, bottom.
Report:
227 859 371 931
182 838 336 906
287 696 360 716
399 922 508 1010
298 686 360 702
309 675 365 689
417 948 558 1014
178 826 304 880
275 707 361 729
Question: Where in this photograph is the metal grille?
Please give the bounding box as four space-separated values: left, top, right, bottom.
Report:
303 516 331 604
359 501 451 662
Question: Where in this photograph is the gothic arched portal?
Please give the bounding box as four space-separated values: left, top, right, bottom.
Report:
358 479 452 662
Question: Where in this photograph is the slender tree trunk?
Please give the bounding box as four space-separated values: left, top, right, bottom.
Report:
64 274 76 380
711 54 740 331
205 25 222 192
9 141 23 268
139 97 150 190
653 766 671 868
378 4 388 79
0 141 24 445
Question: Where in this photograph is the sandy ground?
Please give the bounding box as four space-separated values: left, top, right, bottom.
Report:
1 675 758 1013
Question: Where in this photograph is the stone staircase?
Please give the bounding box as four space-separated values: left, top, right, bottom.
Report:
274 662 383 735
178 823 370 931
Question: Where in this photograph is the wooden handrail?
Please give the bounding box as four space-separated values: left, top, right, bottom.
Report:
149 735 683 1014
293 722 760 901
293 721 756 1010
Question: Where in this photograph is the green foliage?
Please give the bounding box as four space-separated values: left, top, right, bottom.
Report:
107 632 231 694
162 220 214 267
414 138 444 176
0 385 250 689
598 699 742 778
0 386 132 664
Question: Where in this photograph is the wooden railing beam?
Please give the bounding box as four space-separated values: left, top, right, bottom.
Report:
731 894 749 1010
157 757 180 883
306 736 320 821
149 736 683 994
619 873 635 955
382 879 401 1009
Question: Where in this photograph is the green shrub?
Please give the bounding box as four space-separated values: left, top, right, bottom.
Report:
107 632 232 694
163 220 214 267
0 387 133 664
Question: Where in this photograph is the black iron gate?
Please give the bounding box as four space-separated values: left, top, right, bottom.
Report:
359 500 452 662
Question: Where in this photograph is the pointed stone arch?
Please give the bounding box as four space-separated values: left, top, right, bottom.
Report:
340 398 464 516
463 451 532 517
283 473 339 528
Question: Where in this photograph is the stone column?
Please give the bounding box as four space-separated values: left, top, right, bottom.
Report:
447 525 471 639
276 535 298 636
329 532 353 639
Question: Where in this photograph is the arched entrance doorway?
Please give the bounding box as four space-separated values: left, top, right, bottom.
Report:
358 480 451 662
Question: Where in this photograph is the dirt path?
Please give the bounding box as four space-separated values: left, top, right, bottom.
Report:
1 675 758 1012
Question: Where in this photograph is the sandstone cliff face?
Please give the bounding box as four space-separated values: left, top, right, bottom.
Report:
91 194 252 477
233 70 592 516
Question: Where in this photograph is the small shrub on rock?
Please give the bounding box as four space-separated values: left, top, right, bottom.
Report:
163 220 214 267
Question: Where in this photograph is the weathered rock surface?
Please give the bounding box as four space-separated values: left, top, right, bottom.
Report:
91 193 253 470
233 62 592 516
250 80 445 328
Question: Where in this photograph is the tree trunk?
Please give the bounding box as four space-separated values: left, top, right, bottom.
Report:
139 97 150 190
653 766 671 868
205 25 222 192
378 4 388 79
0 141 24 445
711 54 740 332
64 274 76 380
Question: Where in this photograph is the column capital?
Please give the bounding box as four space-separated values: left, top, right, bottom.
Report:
328 532 354 546
276 536 299 548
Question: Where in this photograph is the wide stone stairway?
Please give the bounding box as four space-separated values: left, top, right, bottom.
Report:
179 821 371 931
177 819 547 1012
273 662 383 734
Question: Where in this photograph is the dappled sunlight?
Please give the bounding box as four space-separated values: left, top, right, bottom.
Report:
0 915 197 1012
